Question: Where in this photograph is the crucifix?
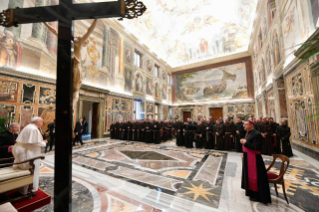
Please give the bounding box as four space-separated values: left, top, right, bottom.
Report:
0 1 146 211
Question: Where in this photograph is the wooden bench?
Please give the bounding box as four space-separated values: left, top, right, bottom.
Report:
0 156 45 203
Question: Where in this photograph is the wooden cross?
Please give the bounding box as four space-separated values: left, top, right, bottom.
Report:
0 1 146 211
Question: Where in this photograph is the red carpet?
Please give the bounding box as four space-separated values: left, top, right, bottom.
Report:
10 189 51 212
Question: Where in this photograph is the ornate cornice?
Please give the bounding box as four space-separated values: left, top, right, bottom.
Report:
0 67 56 85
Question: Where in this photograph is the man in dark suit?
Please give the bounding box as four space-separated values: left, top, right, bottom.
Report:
45 119 55 152
0 123 20 166
73 118 84 146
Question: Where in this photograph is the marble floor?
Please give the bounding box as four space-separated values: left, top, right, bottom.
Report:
36 139 319 212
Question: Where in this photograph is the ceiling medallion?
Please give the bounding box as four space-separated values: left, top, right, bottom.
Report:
119 0 147 21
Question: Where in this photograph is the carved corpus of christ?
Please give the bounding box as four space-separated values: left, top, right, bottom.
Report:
44 20 98 109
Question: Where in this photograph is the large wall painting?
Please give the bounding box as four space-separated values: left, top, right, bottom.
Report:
0 30 22 69
175 62 248 103
135 72 144 93
294 101 308 142
124 43 133 65
124 68 132 92
146 77 153 96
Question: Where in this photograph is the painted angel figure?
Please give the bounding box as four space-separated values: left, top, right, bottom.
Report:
44 20 98 109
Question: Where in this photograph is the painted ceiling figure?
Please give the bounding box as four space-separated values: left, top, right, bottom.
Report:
44 20 98 109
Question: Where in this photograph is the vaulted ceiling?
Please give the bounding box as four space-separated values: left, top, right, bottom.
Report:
118 0 258 68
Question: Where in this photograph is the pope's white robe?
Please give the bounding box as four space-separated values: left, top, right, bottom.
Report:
12 123 46 194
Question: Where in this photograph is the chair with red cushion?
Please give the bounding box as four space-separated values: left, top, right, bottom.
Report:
266 154 290 204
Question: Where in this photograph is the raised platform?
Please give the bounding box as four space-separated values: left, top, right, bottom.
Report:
2 189 51 212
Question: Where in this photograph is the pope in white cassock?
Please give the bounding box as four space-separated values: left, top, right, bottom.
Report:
12 117 47 195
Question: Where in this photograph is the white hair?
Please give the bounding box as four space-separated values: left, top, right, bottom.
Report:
31 117 43 123
9 123 19 128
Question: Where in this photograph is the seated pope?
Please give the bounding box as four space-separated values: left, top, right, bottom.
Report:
12 117 47 196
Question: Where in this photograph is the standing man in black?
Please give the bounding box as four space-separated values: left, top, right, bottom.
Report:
240 120 271 204
184 118 194 148
205 119 214 149
269 118 279 153
276 120 293 157
0 123 19 166
233 118 245 152
195 121 204 148
45 119 56 152
73 118 84 146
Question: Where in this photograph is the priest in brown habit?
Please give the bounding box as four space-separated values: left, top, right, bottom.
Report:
213 120 224 150
223 118 234 150
260 117 273 155
233 118 245 152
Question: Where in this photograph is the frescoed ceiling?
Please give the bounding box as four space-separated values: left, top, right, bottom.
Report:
117 0 258 68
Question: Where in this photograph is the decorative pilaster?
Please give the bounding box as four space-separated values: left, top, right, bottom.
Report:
31 0 50 43
6 0 24 38
261 92 267 117
102 25 109 68
273 79 282 122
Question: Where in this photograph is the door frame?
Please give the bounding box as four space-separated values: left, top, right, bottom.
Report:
78 96 105 139
208 107 224 121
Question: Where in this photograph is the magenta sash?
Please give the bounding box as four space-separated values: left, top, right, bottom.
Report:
243 146 260 192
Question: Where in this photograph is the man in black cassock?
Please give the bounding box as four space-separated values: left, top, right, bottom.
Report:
195 121 204 148
45 119 56 152
276 120 293 157
140 120 145 142
240 120 271 204
269 118 279 153
260 118 273 155
213 120 224 150
254 118 261 132
205 119 214 149
118 121 123 140
115 121 120 139
127 120 133 140
176 119 184 146
144 120 153 143
131 120 137 141
234 118 245 152
109 122 115 139
73 118 84 146
122 121 127 141
0 123 19 166
184 119 193 148
162 120 168 141
223 118 234 150
153 120 161 144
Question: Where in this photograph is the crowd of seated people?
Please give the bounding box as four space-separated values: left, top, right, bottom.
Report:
109 116 293 157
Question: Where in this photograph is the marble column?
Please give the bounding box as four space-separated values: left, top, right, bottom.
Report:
6 0 24 38
31 0 50 43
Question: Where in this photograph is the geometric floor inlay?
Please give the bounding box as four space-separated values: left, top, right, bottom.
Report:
120 150 177 160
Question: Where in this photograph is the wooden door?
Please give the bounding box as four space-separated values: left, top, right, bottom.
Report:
209 108 223 121
183 112 191 122
91 103 99 138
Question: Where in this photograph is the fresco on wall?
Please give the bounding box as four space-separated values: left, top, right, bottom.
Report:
295 101 308 142
162 85 167 100
135 73 144 93
146 77 153 96
114 112 124 122
155 82 161 99
168 88 172 102
118 0 258 67
124 44 133 65
282 1 301 57
144 58 153 73
39 87 56 105
146 103 154 113
124 68 132 92
175 62 248 103
0 30 22 69
0 81 18 103
162 70 167 81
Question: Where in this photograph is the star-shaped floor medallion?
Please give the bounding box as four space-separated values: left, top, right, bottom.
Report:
211 152 223 157
183 183 218 202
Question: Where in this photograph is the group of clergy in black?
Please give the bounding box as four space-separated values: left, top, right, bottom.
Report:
109 119 175 144
109 116 293 158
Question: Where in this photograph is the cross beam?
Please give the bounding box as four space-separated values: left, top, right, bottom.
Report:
0 1 146 212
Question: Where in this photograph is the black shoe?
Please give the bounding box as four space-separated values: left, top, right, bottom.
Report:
249 197 259 202
31 192 37 197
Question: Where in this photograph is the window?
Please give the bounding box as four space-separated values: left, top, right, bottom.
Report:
154 65 160 77
134 51 142 68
